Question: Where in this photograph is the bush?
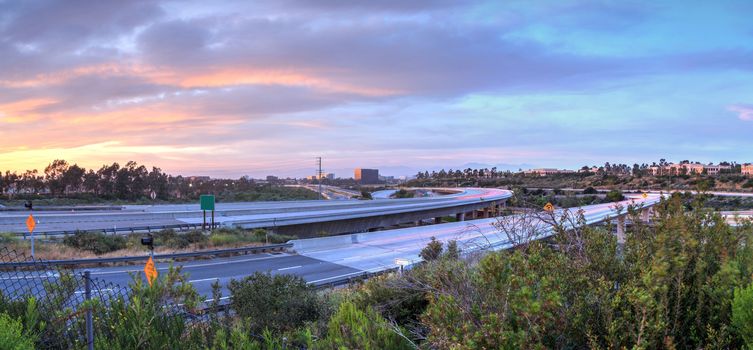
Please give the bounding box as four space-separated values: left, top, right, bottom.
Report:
583 186 598 194
605 189 624 202
0 313 35 350
733 282 753 349
63 231 126 254
360 191 373 200
153 229 191 249
320 301 413 349
0 232 17 244
419 237 443 261
393 189 415 198
228 272 322 334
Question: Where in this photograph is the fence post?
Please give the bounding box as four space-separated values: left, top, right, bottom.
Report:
84 271 94 350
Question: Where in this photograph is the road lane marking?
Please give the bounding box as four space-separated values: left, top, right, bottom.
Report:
277 265 302 271
189 277 220 283
89 254 280 276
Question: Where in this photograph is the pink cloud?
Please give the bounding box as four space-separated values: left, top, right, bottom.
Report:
729 104 753 121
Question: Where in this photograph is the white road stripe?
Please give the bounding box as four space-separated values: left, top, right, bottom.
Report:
277 265 302 271
189 277 220 283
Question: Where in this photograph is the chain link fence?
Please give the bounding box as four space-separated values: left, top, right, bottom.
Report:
0 246 214 349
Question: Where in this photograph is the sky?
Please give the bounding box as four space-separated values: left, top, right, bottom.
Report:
1 0 752 178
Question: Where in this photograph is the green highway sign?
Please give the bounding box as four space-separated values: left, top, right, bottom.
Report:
200 194 215 211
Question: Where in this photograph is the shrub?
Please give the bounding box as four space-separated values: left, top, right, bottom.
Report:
0 232 17 244
94 266 203 349
355 274 429 329
63 231 126 254
605 189 624 202
183 230 208 244
733 282 753 349
153 229 189 249
583 186 598 194
321 301 413 349
419 237 443 261
228 272 322 334
0 313 35 350
393 189 415 198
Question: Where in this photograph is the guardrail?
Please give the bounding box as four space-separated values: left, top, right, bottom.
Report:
12 223 205 237
0 243 293 268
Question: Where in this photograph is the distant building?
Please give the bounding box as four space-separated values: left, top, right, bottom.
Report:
355 168 379 184
524 168 574 176
379 175 395 183
648 162 730 176
704 164 732 175
306 173 334 181
266 175 279 182
743 164 753 176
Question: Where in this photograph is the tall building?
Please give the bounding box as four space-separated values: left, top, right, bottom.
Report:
355 168 379 184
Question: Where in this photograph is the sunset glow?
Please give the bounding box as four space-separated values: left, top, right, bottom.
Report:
1 0 752 178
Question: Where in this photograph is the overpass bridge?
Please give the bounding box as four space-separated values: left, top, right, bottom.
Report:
0 188 511 237
1 192 662 298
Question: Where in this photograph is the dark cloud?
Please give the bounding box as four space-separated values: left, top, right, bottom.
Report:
138 19 212 66
260 0 460 13
1 0 163 48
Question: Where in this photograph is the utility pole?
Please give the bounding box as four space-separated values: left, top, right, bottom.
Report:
316 157 323 200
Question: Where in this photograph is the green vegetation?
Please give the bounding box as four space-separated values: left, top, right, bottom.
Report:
0 312 35 350
62 231 127 255
3 193 753 349
409 164 753 193
359 190 373 200
320 301 413 349
733 282 753 349
228 273 323 334
1 159 318 206
56 228 291 257
392 189 415 198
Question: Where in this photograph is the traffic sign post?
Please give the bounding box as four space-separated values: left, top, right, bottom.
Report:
200 195 215 230
26 214 36 259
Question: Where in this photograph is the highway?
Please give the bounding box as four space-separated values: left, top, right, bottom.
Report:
1 192 661 299
0 188 510 234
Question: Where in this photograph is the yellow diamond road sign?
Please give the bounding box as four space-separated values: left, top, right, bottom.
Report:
543 202 555 212
642 193 648 199
144 256 158 286
26 214 36 234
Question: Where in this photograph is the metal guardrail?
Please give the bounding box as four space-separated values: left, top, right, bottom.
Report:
0 243 293 268
12 223 204 237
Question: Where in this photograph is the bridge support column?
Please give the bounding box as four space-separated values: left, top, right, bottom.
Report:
435 217 442 224
616 215 626 245
456 213 465 222
640 208 651 223
470 211 477 220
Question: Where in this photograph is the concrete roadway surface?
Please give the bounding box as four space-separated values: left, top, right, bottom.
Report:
0 187 510 234
0 193 662 300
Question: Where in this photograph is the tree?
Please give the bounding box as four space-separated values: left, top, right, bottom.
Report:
44 159 69 195
62 164 84 194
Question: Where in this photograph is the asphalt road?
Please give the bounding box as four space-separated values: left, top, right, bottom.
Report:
0 252 360 300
